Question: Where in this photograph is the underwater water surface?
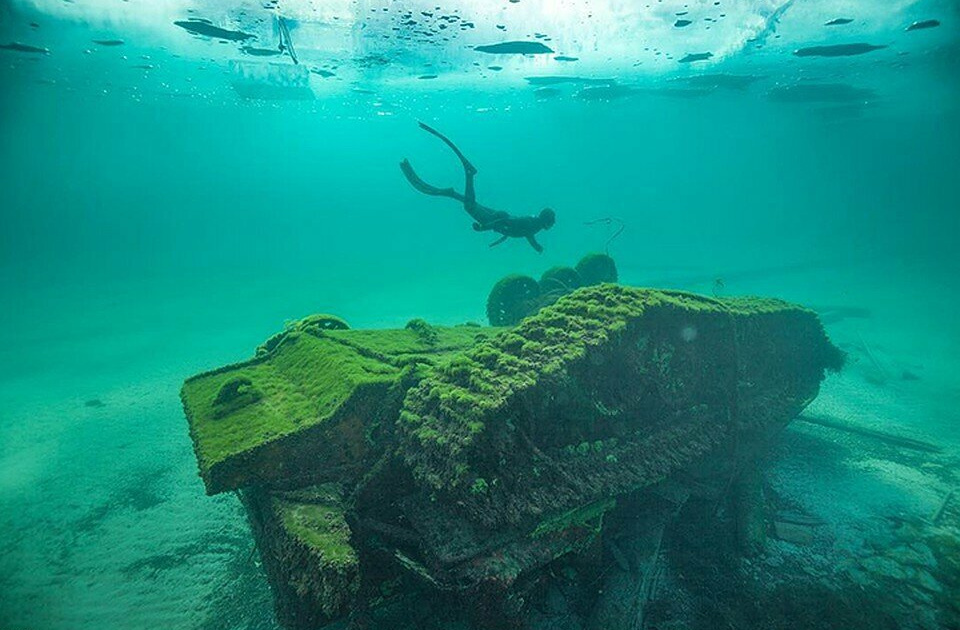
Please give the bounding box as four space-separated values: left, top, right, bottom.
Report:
1 0 959 628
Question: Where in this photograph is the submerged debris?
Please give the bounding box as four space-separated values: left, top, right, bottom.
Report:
901 369 920 381
931 490 955 525
174 20 254 42
793 43 887 57
825 18 854 26
675 19 693 27
475 41 554 54
855 331 891 385
797 414 942 453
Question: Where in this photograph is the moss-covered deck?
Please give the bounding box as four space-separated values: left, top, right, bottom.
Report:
182 322 496 494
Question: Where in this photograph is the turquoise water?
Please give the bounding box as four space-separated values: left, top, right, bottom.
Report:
1 1 959 628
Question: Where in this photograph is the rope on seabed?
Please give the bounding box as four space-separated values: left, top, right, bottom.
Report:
583 217 625 255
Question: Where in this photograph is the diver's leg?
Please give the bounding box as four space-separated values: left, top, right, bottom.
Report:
418 122 477 174
464 165 477 210
489 234 509 248
525 235 544 253
415 122 487 218
400 159 466 202
417 121 480 212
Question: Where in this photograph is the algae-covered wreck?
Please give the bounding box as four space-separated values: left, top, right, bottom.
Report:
181 284 843 629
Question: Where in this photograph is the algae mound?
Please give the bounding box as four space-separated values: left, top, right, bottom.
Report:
485 253 619 326
575 252 618 285
485 274 540 326
539 266 582 295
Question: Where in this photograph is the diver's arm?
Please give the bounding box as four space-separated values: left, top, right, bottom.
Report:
489 235 508 248
525 235 544 253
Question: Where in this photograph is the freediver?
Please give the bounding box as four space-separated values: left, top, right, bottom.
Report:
400 122 555 253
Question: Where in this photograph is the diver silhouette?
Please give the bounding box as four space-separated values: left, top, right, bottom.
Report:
400 122 555 253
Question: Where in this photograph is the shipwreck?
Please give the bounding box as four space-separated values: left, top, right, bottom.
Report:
181 274 843 629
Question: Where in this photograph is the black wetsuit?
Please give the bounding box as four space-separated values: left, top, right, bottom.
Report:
400 122 555 252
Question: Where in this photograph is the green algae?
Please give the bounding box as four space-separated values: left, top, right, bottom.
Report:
184 333 395 470
532 498 616 538
212 376 262 418
405 318 440 346
539 266 582 295
244 484 361 622
182 322 497 494
398 285 844 519
485 254 619 326
486 274 541 326
575 252 618 285
402 287 722 487
277 500 357 568
257 313 350 356
183 285 846 627
324 326 493 361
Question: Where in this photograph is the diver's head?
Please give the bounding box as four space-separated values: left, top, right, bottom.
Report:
539 208 556 230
